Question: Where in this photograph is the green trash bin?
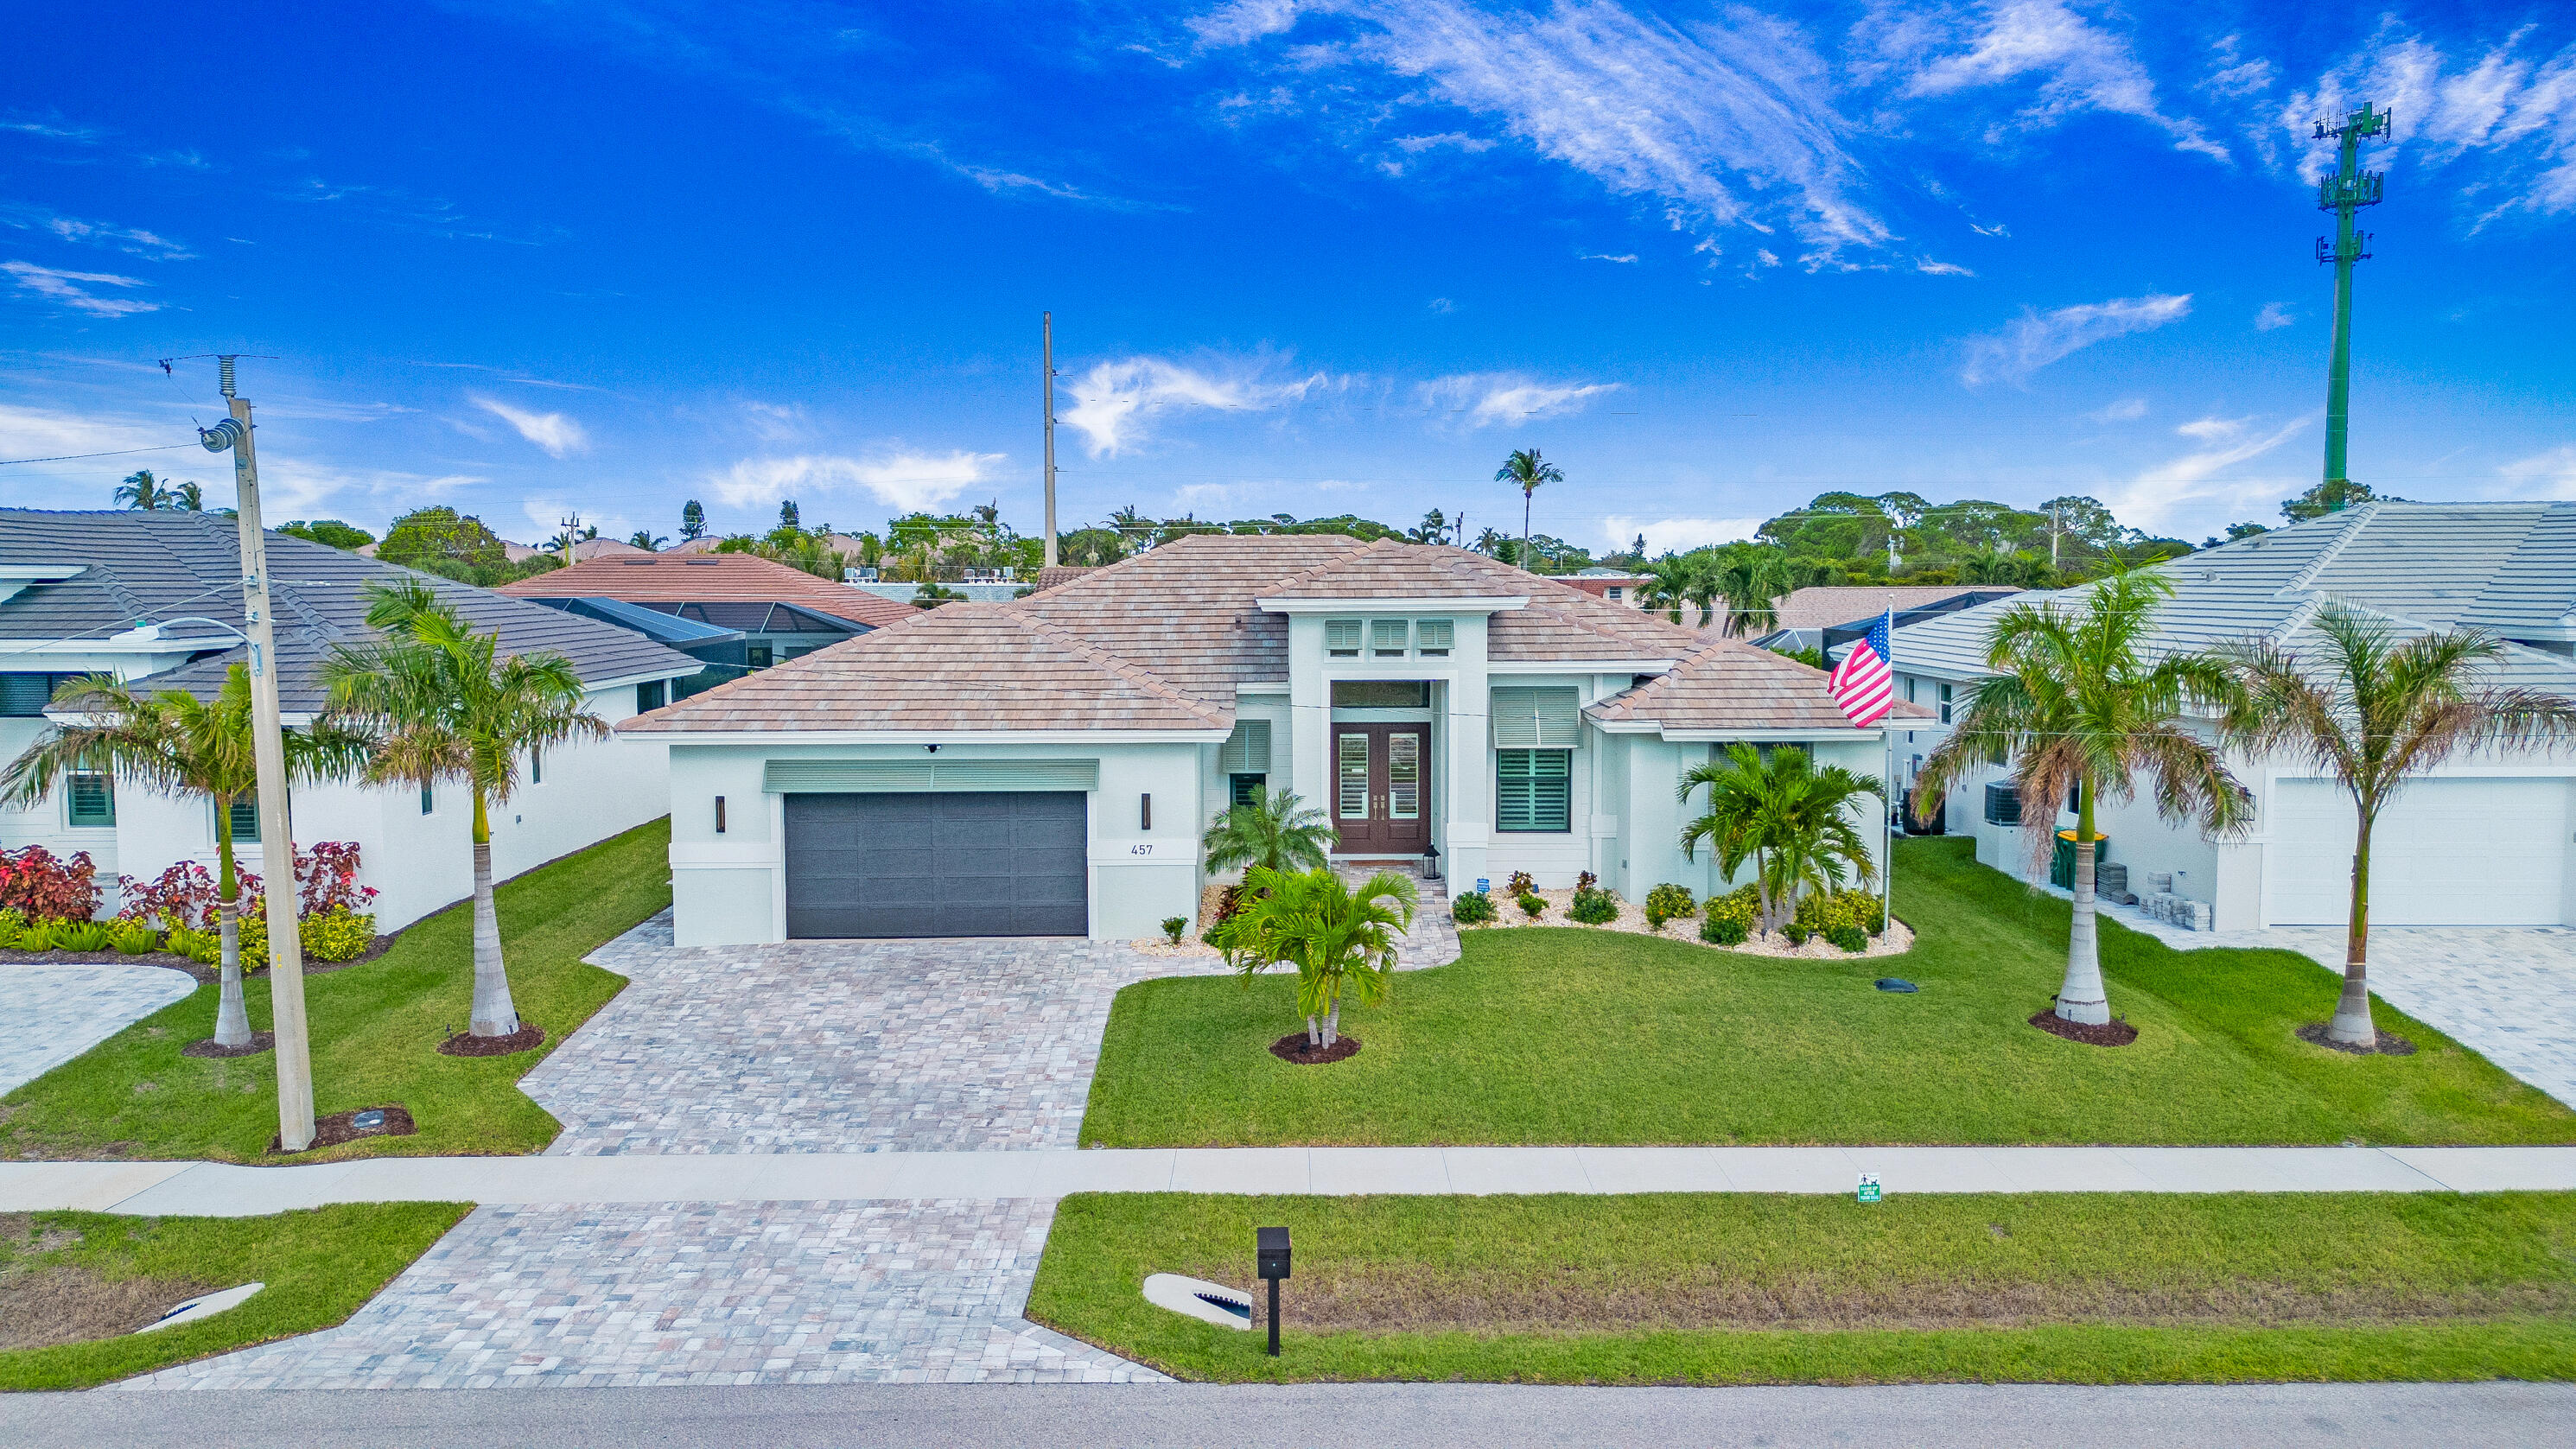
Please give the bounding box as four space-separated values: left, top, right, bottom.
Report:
2049 829 2108 889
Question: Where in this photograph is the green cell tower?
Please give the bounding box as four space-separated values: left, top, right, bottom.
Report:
2315 101 2392 490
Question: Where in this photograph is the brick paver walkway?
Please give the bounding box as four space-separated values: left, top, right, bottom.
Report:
3 963 197 1096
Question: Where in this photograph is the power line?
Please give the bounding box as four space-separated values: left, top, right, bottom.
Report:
0 442 198 467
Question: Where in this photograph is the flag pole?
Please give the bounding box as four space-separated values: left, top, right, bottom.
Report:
1881 607 1894 930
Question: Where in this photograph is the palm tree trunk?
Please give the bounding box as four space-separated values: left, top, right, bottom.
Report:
1324 995 1341 1051
467 789 519 1037
2327 810 2378 1047
211 812 251 1049
2055 782 2111 1026
1306 1014 1320 1048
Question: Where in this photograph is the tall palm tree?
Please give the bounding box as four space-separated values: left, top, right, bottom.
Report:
1494 448 1562 560
320 579 607 1040
1678 743 1884 932
1713 548 1802 638
114 469 171 510
1 667 372 1048
1916 570 2251 1026
171 480 205 512
1212 866 1417 1049
2215 605 2576 1046
627 531 668 551
1636 554 1705 626
1202 786 1337 877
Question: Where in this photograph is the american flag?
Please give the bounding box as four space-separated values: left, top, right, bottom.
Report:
1829 610 1895 728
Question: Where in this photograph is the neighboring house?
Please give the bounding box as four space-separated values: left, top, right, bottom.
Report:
499 552 914 698
1749 585 2025 654
623 534 1924 945
1556 568 1647 608
0 510 699 931
1873 503 2576 930
851 579 1029 605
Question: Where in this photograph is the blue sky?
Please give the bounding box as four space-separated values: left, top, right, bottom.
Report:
4 1 2573 553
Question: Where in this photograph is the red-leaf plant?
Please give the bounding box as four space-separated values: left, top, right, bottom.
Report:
0 845 101 921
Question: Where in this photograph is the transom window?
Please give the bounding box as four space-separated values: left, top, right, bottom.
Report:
1324 618 1455 659
1325 620 1364 658
1371 619 1409 658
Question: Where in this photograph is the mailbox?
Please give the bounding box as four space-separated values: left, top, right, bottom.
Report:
1256 1225 1291 1281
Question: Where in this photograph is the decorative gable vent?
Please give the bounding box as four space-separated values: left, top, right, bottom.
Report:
1325 619 1362 657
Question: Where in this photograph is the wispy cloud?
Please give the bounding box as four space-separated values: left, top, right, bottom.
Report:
257 462 485 519
1960 292 2191 386
1577 251 1639 263
2106 413 2313 531
742 402 809 442
2 260 159 316
707 450 1003 512
1890 0 2229 162
1915 257 1975 276
2500 445 2576 500
0 111 105 143
471 395 589 458
1415 372 1619 429
2087 397 2148 423
2274 21 2576 223
0 206 192 261
1601 513 1762 555
2255 301 2293 331
0 402 164 459
1059 356 1332 456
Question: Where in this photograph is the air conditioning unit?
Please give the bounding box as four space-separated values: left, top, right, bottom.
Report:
1983 781 2021 827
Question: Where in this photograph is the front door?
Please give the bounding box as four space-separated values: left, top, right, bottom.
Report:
1333 724 1429 855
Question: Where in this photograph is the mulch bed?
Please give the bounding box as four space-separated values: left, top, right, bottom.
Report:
1269 1031 1362 1065
2027 1010 2139 1048
436 1023 546 1058
2297 1023 2418 1057
269 1104 417 1155
181 1031 276 1059
0 934 397 985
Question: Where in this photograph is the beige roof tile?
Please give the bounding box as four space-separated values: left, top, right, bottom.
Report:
499 551 918 628
1588 638 1935 733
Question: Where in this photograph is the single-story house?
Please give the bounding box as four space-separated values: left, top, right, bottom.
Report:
623 534 1924 945
500 551 914 699
1869 503 2576 929
1 510 700 931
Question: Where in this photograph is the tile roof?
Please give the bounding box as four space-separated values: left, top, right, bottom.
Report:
497 551 917 628
0 509 698 713
1757 585 2023 634
1589 638 1934 734
1031 564 1097 593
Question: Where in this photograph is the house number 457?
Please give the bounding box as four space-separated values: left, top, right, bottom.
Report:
1129 843 1154 855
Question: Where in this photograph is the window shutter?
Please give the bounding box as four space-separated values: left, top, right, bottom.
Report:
1415 619 1453 656
1490 686 1581 748
1219 719 1272 773
1325 619 1362 656
1371 619 1409 657
0 673 68 716
1495 750 1571 831
67 772 114 827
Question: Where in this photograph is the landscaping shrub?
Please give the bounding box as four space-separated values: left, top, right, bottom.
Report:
13 918 63 951
1568 887 1619 925
0 906 23 949
1575 870 1598 893
163 924 219 963
1200 884 1247 944
1699 886 1760 945
302 907 377 963
1782 923 1811 946
1642 883 1695 931
1161 915 1187 945
1516 891 1547 918
294 841 379 915
1699 913 1748 946
54 919 114 953
116 861 219 930
1505 870 1536 895
1792 888 1886 939
108 919 160 955
1825 923 1870 953
0 845 99 921
1450 890 1497 925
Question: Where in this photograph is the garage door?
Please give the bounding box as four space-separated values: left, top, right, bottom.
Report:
2266 778 2570 926
783 791 1088 938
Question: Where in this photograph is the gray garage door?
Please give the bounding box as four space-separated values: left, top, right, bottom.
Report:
783 791 1089 938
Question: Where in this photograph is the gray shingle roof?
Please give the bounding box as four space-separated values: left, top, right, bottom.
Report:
0 509 698 713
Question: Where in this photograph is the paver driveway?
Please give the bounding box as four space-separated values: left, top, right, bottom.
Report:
4 963 196 1096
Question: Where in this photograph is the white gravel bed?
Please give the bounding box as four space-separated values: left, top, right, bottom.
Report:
1458 887 1915 959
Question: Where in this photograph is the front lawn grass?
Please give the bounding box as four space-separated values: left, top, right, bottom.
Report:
0 1202 468 1390
0 818 671 1163
1029 1191 2576 1385
1081 838 2576 1147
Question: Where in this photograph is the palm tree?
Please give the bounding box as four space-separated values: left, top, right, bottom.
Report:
1713 548 1802 638
1494 448 1562 560
114 469 171 509
172 480 205 512
2215 605 2576 1046
1202 787 1337 877
1678 743 1884 933
1472 527 1504 557
319 579 607 1040
679 499 708 540
627 531 668 551
1915 570 2251 1026
1636 554 1705 626
1 667 372 1049
1212 866 1417 1049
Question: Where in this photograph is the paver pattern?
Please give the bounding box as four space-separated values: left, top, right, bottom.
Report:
2095 897 2576 1109
3 963 196 1096
122 1197 1157 1389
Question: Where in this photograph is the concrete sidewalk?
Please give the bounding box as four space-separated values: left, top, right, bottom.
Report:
9 1143 2574 1216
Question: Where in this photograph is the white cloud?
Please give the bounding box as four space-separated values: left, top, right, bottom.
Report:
2275 22 2576 220
707 450 1005 512
2087 397 2148 423
1601 513 1763 555
742 401 808 442
0 402 165 460
1896 0 2229 162
1392 130 1498 154
2255 301 2293 331
1960 292 2192 386
1428 296 1456 312
1916 257 1975 276
254 461 485 520
521 497 631 545
1415 372 1618 429
1194 0 1891 259
470 395 589 458
3 260 159 316
1577 251 1638 263
2104 413 2313 531
2500 446 2576 499
1058 356 1330 456
0 206 193 261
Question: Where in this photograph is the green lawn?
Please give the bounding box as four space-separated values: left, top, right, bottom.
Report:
0 818 671 1163
1081 838 2576 1147
0 1203 468 1390
1029 1191 2576 1385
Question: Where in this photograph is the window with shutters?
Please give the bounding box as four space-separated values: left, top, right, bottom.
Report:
1371 619 1409 657
1495 750 1571 832
1325 619 1363 658
1489 686 1581 749
218 798 259 842
67 772 114 828
1230 772 1267 808
1220 719 1272 810
1415 619 1453 657
0 673 73 716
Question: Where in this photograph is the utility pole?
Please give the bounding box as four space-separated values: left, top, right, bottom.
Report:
197 357 317 1153
2315 100 2391 493
1041 312 1059 569
2049 501 2061 569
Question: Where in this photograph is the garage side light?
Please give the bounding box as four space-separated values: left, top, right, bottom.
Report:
716 796 728 834
1141 792 1152 830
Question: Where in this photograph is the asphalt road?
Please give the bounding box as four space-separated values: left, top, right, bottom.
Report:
2 1382 2567 1447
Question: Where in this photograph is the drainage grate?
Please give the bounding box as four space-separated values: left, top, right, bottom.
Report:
1194 1291 1252 1319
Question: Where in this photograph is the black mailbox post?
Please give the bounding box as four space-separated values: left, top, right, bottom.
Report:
1256 1226 1291 1357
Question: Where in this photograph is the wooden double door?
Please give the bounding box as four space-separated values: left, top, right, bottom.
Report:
1333 724 1429 854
